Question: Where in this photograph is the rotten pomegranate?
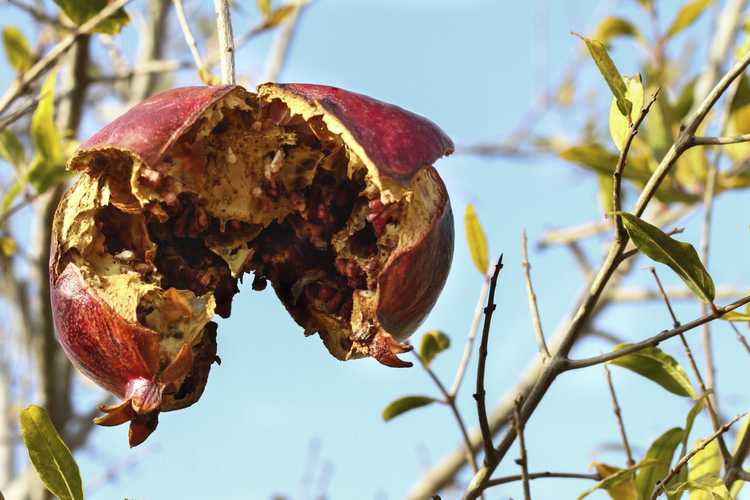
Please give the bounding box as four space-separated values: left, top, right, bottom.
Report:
50 83 454 446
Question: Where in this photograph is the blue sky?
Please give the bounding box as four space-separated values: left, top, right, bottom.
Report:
3 1 750 499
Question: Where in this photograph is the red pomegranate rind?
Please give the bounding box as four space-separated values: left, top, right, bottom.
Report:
50 263 158 399
376 168 454 339
259 83 454 184
73 85 237 168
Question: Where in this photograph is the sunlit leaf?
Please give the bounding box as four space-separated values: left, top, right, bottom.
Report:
31 71 61 165
598 174 615 216
19 405 83 500
464 203 489 275
730 416 750 498
593 16 641 45
2 26 33 73
0 130 26 168
592 463 639 500
579 460 658 499
1 179 23 216
687 439 730 500
53 0 130 34
721 311 750 322
257 0 272 16
674 78 697 122
0 237 16 257
255 4 297 32
644 87 676 162
609 74 644 151
620 213 715 303
419 330 450 366
636 427 685 499
610 345 697 398
382 396 436 422
665 0 715 39
575 34 631 116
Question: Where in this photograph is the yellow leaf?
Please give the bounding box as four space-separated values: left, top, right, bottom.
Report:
464 204 488 275
609 74 645 151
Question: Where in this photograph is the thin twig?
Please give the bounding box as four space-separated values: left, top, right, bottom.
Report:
726 321 750 355
725 419 750 487
609 286 745 303
173 0 213 84
603 365 635 467
649 268 680 328
651 413 744 499
565 295 750 370
412 351 480 474
474 255 504 463
512 397 531 500
214 0 236 85
521 230 551 360
484 471 600 488
449 277 491 397
689 133 750 146
0 0 134 117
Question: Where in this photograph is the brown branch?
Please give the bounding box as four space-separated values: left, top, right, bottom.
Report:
484 471 600 489
726 321 750 355
521 230 550 360
603 365 635 467
449 277 490 397
512 397 531 500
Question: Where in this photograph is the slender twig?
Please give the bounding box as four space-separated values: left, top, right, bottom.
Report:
262 4 305 83
603 366 635 467
689 133 750 146
651 414 744 499
609 286 744 303
485 471 600 488
449 277 491 397
521 230 551 360
512 397 531 500
173 0 213 83
565 295 750 370
649 268 731 464
727 321 750 355
213 0 236 85
412 351 479 474
0 0 134 117
612 90 660 241
725 420 750 487
474 255 504 463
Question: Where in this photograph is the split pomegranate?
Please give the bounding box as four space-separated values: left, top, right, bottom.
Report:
50 84 454 446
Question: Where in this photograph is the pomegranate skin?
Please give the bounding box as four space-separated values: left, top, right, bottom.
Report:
51 83 455 444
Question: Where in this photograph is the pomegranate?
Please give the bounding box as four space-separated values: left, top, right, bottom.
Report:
50 84 454 446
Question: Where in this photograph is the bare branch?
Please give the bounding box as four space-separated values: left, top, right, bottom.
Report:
689 133 750 147
521 230 550 360
449 277 490 398
512 397 531 500
213 0 236 85
603 365 635 467
173 0 212 83
485 471 600 489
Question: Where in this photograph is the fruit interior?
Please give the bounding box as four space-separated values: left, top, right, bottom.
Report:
52 88 425 402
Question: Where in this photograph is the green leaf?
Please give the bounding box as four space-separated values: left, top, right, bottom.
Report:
257 0 272 16
636 427 685 499
680 397 707 458
610 345 697 398
464 203 489 275
0 130 26 168
19 405 83 500
674 78 697 122
382 396 436 422
575 33 631 116
665 0 714 39
593 16 641 44
0 237 16 257
1 179 23 215
31 71 62 165
687 439 729 500
619 213 715 303
598 174 615 216
609 74 645 151
53 0 130 34
419 330 450 366
2 26 33 73
729 416 750 498
721 311 750 322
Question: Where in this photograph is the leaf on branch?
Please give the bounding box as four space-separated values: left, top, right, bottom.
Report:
684 439 730 500
0 237 16 257
619 213 715 303
257 0 272 16
673 77 697 123
19 405 83 500
578 460 657 499
609 345 697 398
593 16 641 45
464 203 489 275
636 427 685 499
0 130 26 169
575 33 632 116
665 0 714 39
419 330 450 366
29 71 69 194
255 4 298 33
598 174 615 216
382 396 437 422
52 0 130 34
2 26 33 73
609 74 645 151
730 416 750 498
720 311 750 322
